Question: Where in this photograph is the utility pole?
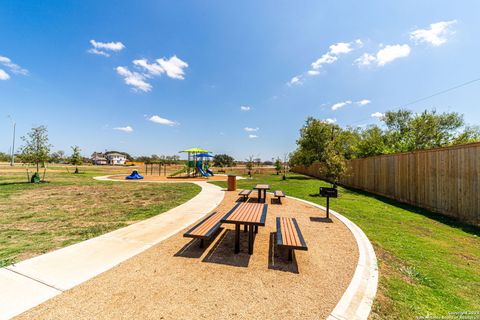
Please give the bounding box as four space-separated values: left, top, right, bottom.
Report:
7 115 16 166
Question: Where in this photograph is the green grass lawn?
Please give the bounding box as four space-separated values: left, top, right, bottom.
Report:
0 165 200 267
211 173 480 319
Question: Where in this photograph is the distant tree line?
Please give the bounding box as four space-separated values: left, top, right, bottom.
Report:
290 108 480 185
134 154 181 164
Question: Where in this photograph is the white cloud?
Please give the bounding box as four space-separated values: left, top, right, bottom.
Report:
0 56 28 75
244 127 259 132
113 126 133 133
116 66 152 92
410 20 457 46
354 53 376 66
240 105 251 111
88 40 125 57
148 115 178 126
309 40 363 73
311 53 338 70
324 118 337 124
133 59 165 76
371 112 384 119
329 42 354 55
357 99 371 106
288 75 303 86
355 44 411 67
376 44 411 66
307 70 320 76
88 48 110 57
331 100 352 110
248 134 258 139
117 55 188 91
132 56 188 80
0 69 10 80
156 55 188 80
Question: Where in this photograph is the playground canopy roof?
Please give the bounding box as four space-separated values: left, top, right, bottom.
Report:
180 148 210 153
196 153 213 157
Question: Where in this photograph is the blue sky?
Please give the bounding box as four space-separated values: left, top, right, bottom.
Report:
1 1 479 160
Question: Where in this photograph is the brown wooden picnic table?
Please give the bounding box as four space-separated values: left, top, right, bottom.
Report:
221 202 268 254
253 184 270 203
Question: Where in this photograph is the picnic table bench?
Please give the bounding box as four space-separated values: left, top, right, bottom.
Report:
254 184 270 203
184 211 228 248
273 190 286 204
276 217 308 261
222 202 267 254
238 189 252 201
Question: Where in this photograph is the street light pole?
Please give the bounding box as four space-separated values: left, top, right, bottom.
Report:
11 121 16 166
7 115 16 166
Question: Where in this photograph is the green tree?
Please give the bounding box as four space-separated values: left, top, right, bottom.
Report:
70 146 82 173
50 150 66 163
19 125 52 173
274 158 282 175
356 126 387 157
213 154 234 168
290 117 339 166
245 155 254 176
383 109 472 152
321 144 347 186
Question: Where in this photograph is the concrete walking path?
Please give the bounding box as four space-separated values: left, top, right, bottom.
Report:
0 180 224 320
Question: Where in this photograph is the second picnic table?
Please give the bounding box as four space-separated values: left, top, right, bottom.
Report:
221 202 268 254
254 184 270 203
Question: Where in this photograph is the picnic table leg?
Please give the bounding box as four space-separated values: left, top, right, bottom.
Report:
244 224 247 232
235 224 240 253
254 225 258 233
257 189 261 203
264 190 267 203
248 225 254 254
288 249 293 261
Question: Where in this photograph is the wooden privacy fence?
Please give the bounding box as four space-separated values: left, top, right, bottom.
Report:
293 142 480 226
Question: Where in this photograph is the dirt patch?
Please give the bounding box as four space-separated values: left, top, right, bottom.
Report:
17 191 359 320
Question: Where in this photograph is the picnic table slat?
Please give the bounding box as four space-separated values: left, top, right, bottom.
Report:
222 202 267 225
189 211 224 236
281 217 301 247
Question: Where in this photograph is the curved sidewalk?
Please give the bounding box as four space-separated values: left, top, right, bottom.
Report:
287 195 378 320
0 180 224 320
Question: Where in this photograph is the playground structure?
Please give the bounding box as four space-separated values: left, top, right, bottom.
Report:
125 170 144 180
175 147 215 178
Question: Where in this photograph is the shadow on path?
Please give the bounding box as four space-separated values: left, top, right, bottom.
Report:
268 232 299 274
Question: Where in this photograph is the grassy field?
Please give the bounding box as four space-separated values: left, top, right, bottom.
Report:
0 164 200 267
211 173 480 319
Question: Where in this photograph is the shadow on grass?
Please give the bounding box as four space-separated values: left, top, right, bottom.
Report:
202 230 251 268
0 181 31 186
284 175 314 181
268 233 299 274
341 185 480 237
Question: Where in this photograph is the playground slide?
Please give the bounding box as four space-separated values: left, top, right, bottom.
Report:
196 163 211 177
206 169 214 176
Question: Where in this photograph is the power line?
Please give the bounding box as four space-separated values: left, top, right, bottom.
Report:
344 76 480 127
401 77 480 107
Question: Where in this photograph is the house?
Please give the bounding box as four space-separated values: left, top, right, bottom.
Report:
91 152 108 165
105 152 127 165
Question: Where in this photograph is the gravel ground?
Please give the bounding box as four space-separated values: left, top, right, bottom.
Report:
17 191 358 320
